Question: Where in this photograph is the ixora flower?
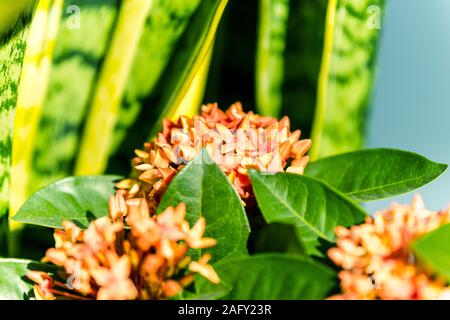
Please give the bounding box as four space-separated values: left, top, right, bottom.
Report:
328 195 450 300
117 102 311 212
27 193 219 300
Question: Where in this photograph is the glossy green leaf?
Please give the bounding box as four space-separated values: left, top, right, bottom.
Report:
0 258 57 300
197 254 336 299
157 150 250 263
255 0 290 117
13 175 121 228
310 0 386 159
411 223 450 282
249 170 367 243
305 149 448 201
0 0 35 218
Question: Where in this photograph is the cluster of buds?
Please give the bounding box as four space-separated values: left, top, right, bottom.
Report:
117 102 311 212
328 195 450 300
27 193 219 300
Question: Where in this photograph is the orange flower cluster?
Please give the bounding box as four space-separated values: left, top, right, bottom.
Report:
117 102 311 212
328 195 450 300
27 193 219 300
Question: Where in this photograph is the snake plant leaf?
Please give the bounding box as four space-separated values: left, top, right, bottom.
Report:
125 0 228 168
411 223 450 282
74 0 154 176
310 0 386 159
13 175 121 229
105 0 206 176
0 0 36 36
196 254 336 299
305 149 448 201
157 150 250 264
26 0 119 196
255 0 290 117
249 170 367 243
0 258 58 300
76 0 227 176
0 1 35 218
10 0 63 220
146 0 228 137
170 47 213 122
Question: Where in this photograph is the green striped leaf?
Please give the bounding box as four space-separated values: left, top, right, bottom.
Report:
74 0 155 176
0 0 35 36
76 0 227 176
28 0 120 195
108 0 205 169
310 0 385 159
0 1 35 218
255 0 290 117
146 0 228 137
10 0 64 218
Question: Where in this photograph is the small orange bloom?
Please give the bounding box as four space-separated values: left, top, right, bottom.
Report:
27 193 219 300
328 195 450 300
117 102 312 214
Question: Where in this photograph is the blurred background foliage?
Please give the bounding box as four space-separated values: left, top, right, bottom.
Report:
0 0 385 257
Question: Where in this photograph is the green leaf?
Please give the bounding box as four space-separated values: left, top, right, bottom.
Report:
148 0 228 137
197 254 336 299
10 0 64 218
0 258 57 300
106 0 204 176
0 0 35 218
157 150 250 263
305 149 448 201
104 0 228 175
411 223 450 282
255 0 290 117
251 223 305 256
29 0 120 194
310 0 386 159
13 175 121 229
74 0 155 176
249 170 366 243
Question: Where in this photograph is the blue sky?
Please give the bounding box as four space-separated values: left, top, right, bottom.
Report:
366 0 450 212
